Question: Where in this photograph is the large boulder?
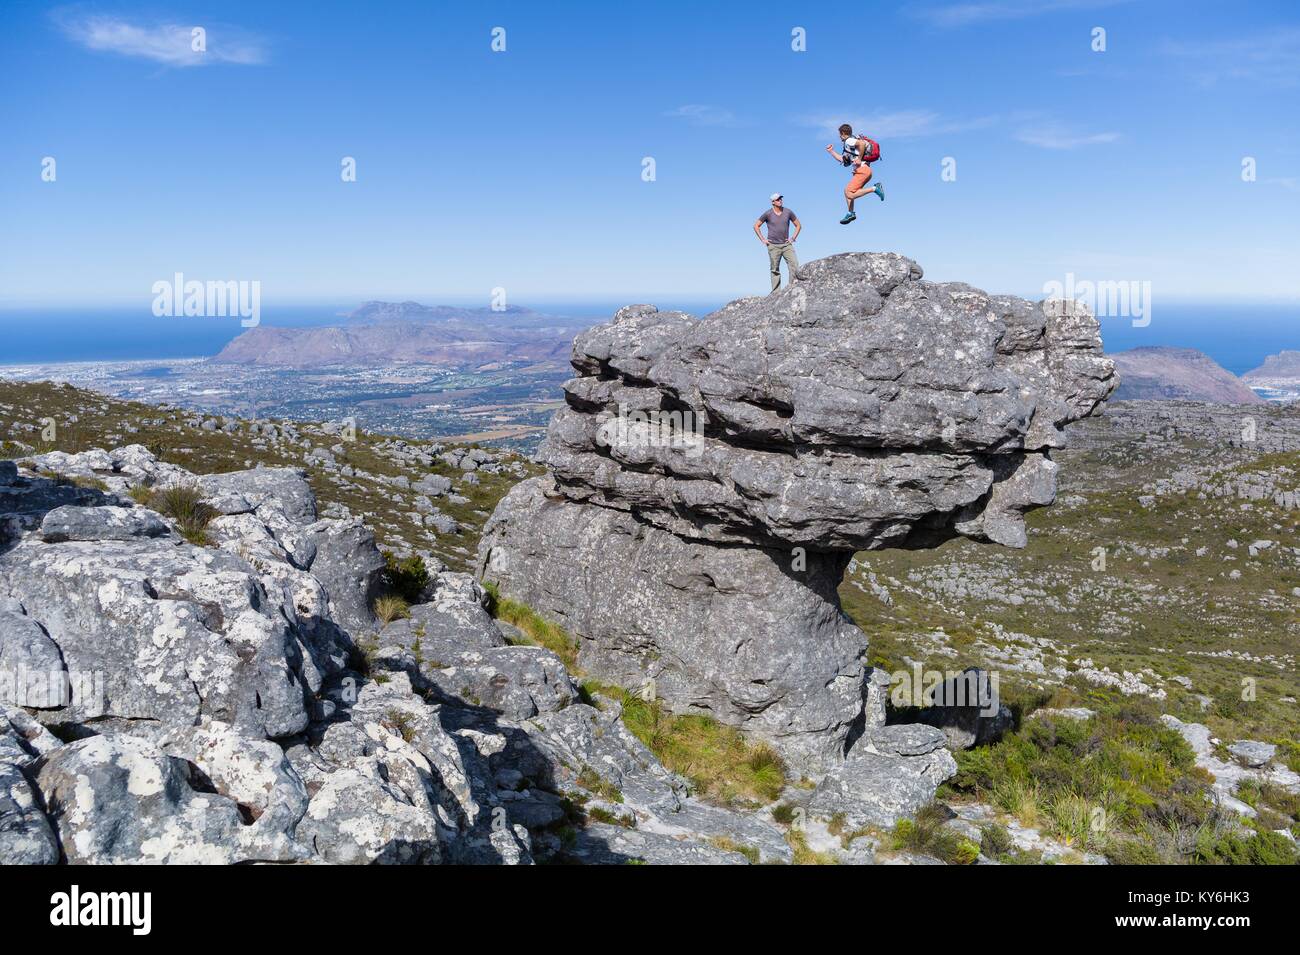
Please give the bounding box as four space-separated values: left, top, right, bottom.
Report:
918 667 1014 750
196 467 318 528
480 253 1115 772
283 518 386 633
481 477 866 770
34 734 299 864
0 759 58 864
0 537 315 737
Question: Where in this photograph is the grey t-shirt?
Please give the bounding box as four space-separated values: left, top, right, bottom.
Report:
759 208 796 243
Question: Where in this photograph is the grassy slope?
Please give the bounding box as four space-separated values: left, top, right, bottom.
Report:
841 428 1300 862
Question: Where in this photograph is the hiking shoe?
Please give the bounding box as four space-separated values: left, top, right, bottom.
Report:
840 211 857 224
875 183 885 201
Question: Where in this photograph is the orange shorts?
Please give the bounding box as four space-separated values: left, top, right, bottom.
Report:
847 163 874 192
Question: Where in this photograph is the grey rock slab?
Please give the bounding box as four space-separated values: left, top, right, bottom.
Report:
809 747 958 830
0 610 66 708
0 537 313 737
197 467 318 528
861 723 948 757
420 645 577 719
638 799 794 864
1228 740 1276 768
39 504 171 543
519 703 686 816
296 766 443 865
558 821 752 865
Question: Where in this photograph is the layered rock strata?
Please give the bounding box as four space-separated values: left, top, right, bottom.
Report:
480 253 1115 771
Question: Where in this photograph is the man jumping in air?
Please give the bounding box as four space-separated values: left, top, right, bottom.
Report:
754 193 801 292
825 124 884 224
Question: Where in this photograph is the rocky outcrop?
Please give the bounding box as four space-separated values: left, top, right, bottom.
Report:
0 447 798 865
804 724 958 828
480 253 1115 773
918 668 1014 750
1160 715 1300 818
480 476 865 770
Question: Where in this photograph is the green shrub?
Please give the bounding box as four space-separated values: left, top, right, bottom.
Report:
979 823 1014 858
786 828 839 865
1194 826 1299 865
383 552 429 604
771 803 799 826
585 805 635 828
949 703 1213 856
149 483 216 545
890 804 979 864
382 709 416 743
576 765 624 804
351 632 379 676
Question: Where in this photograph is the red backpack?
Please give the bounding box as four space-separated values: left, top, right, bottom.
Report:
856 136 881 163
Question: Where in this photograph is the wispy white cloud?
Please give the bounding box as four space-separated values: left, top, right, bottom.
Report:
797 109 999 139
904 0 1135 28
1264 177 1300 193
1160 29 1300 88
1015 121 1119 149
55 10 267 66
664 104 744 128
799 109 1115 150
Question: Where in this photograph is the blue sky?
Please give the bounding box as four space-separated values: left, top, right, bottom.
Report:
2 0 1299 310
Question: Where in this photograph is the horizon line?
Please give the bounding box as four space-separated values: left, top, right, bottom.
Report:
4 295 1300 312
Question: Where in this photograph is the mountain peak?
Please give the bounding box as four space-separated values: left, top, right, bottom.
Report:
1108 346 1262 404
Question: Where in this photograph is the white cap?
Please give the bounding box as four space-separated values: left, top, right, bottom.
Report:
770 193 783 201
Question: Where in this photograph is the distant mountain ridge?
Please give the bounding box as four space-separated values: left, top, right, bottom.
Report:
1243 350 1300 380
344 301 537 325
1107 346 1263 404
212 300 594 369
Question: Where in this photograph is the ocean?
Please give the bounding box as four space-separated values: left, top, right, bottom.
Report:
0 302 1295 375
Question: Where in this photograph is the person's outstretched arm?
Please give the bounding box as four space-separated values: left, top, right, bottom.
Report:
825 144 844 163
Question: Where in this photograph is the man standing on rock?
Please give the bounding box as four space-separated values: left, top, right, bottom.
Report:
754 193 801 292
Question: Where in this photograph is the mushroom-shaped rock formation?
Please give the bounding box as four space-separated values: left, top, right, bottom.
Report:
479 253 1116 772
